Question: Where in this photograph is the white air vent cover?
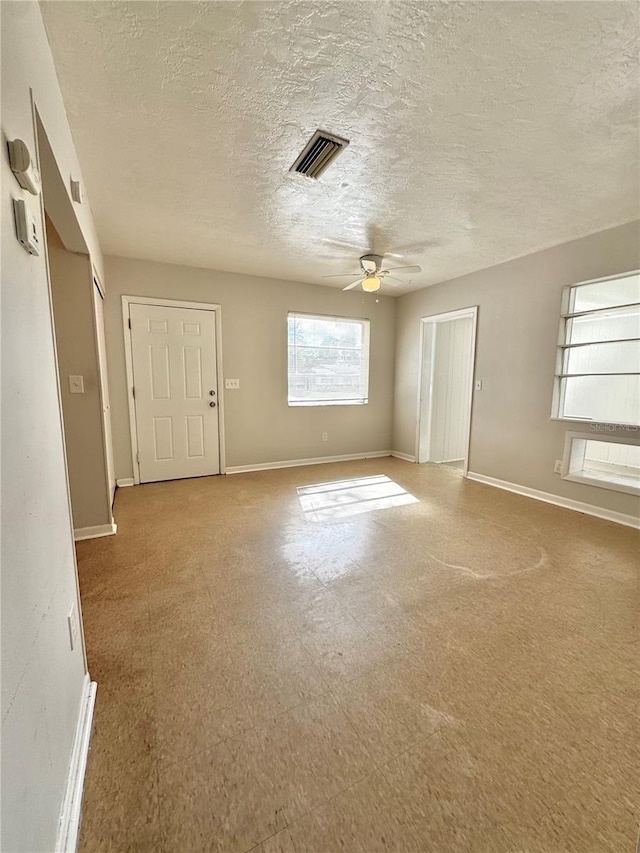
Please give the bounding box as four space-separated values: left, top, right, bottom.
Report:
290 130 349 179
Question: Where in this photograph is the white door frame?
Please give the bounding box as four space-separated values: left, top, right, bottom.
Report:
92 268 116 509
415 306 478 475
122 295 226 484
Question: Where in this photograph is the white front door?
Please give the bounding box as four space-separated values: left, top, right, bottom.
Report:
129 302 220 483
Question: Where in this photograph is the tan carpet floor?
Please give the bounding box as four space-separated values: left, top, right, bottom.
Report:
76 458 639 853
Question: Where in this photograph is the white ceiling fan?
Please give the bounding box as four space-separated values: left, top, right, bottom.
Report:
322 254 422 293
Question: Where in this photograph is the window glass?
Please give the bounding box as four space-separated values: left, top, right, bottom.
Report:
561 375 640 424
570 273 640 313
556 272 640 425
287 313 370 406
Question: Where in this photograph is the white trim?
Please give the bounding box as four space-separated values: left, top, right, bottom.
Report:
561 431 640 496
391 451 416 462
415 306 478 475
35 103 90 672
74 522 117 541
116 478 134 488
213 305 226 475
92 276 116 509
226 451 391 474
91 265 106 300
55 676 97 853
287 312 370 408
563 471 640 496
122 299 139 483
567 268 639 291
122 295 226 484
550 416 640 427
552 270 640 425
417 307 479 324
466 471 640 530
124 295 222 311
414 317 435 464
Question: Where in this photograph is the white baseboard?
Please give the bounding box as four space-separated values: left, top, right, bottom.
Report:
116 478 134 488
74 522 117 541
226 451 392 475
390 451 416 462
55 676 97 853
466 471 640 530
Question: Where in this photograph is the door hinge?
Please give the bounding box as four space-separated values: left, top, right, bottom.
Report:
136 451 140 464
132 386 135 399
128 317 131 329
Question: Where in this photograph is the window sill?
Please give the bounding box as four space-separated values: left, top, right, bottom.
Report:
550 416 640 431
561 431 640 497
288 400 368 408
562 471 640 497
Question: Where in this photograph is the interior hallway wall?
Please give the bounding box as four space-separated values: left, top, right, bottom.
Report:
393 221 640 518
103 255 396 477
46 218 112 531
1 3 104 850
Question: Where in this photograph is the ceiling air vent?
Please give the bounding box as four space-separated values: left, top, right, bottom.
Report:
290 130 349 179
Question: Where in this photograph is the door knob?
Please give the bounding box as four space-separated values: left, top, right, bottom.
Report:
209 401 216 407
209 390 216 396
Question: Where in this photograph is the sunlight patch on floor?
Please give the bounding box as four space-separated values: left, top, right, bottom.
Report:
297 474 419 522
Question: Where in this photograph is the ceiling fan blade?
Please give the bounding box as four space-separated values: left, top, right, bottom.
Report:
383 265 422 274
322 271 362 279
342 279 363 291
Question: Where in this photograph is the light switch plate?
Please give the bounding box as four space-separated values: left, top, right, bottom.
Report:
474 379 483 391
225 378 240 390
69 375 84 394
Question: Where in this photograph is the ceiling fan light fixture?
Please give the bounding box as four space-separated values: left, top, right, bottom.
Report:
362 274 381 293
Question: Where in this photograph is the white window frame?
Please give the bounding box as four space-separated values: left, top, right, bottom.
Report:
552 270 640 427
561 431 640 496
287 312 370 407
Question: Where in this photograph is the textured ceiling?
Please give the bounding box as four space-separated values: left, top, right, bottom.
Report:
41 1 639 294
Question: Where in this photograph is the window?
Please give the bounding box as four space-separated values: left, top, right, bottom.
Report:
287 312 370 406
562 432 640 496
554 271 640 426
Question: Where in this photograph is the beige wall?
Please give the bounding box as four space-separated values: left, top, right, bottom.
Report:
47 221 111 531
1 3 104 850
104 256 396 478
394 221 640 518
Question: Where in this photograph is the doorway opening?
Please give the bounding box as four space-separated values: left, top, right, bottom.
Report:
38 114 116 538
416 307 478 474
